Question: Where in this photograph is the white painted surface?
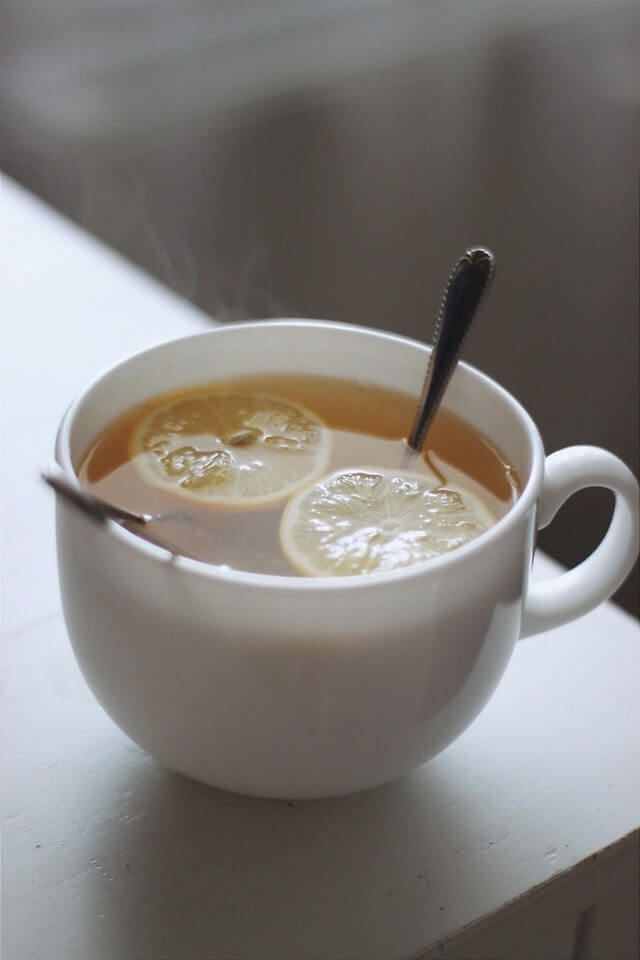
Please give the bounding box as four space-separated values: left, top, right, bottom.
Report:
1 177 639 959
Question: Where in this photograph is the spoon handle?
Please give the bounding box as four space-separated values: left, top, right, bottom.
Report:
43 466 205 561
42 465 153 526
406 246 495 456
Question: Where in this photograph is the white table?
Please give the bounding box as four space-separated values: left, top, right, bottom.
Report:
2 178 639 960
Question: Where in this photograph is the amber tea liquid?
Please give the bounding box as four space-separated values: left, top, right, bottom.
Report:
78 374 520 575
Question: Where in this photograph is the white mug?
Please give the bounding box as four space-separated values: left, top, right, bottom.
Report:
54 321 639 798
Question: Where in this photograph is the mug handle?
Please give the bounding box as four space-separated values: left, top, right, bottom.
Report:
521 446 639 638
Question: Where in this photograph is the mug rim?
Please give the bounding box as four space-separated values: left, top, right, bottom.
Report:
56 318 545 592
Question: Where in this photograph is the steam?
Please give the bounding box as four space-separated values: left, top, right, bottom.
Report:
77 173 291 322
78 174 197 301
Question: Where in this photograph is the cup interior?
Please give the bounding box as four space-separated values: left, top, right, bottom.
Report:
58 320 543 573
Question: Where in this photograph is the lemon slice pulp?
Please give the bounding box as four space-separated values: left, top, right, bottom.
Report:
279 466 495 577
131 391 331 507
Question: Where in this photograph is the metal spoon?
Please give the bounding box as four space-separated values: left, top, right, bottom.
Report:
42 464 199 559
45 252 494 556
403 246 495 467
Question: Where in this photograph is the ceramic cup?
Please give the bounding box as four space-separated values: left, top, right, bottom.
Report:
54 321 639 798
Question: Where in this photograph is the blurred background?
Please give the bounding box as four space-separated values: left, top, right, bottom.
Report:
2 0 638 613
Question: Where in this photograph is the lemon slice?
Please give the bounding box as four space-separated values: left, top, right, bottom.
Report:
280 466 495 577
131 391 331 507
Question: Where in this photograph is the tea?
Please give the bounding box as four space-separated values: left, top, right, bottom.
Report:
77 374 520 575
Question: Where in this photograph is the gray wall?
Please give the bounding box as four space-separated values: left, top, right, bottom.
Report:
2 0 638 613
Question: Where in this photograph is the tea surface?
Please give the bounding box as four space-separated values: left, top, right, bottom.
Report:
78 374 520 575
